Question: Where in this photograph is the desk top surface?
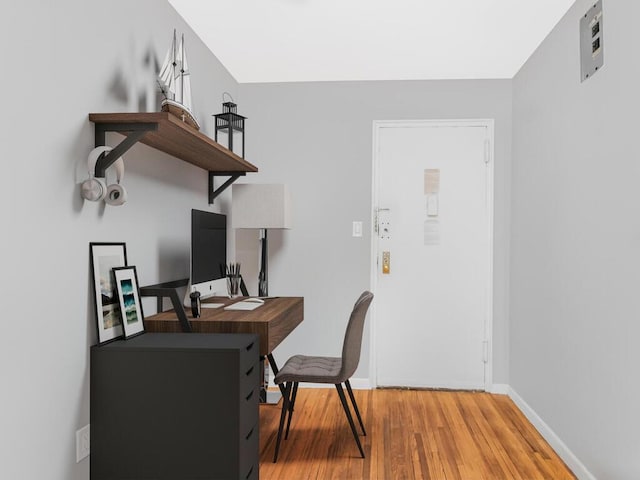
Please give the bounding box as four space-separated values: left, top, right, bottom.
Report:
146 296 302 322
144 296 304 355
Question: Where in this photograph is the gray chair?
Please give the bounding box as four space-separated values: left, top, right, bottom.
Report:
272 291 374 462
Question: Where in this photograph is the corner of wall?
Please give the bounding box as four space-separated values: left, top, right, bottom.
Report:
508 387 597 480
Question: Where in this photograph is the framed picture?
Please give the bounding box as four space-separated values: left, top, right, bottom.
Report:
113 266 145 339
90 242 127 344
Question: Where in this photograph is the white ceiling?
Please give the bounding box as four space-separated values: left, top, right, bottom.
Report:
169 0 577 83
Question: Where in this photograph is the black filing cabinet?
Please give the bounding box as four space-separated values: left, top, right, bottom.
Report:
91 333 260 480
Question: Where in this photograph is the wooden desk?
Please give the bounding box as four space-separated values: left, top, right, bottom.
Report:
144 296 304 357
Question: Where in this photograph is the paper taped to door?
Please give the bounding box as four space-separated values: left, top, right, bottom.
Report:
424 169 440 194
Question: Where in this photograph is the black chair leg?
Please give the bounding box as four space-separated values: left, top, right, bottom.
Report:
345 379 366 436
285 381 299 440
335 383 365 458
273 382 292 462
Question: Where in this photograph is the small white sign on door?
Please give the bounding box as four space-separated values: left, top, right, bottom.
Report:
424 169 440 194
424 169 440 245
424 219 440 245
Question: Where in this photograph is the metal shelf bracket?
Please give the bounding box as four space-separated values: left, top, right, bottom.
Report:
209 171 245 204
93 122 158 177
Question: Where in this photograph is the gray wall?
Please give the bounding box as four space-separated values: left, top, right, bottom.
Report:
511 0 640 478
238 80 512 384
11 0 632 477
0 2 238 479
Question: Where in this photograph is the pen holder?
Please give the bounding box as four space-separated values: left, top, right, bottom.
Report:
227 275 241 297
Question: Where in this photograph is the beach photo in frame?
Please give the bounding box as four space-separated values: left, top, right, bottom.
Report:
90 242 127 344
113 266 145 339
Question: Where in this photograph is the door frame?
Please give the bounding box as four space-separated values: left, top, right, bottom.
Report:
369 119 495 391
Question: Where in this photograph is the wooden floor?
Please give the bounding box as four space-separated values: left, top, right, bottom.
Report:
259 388 575 480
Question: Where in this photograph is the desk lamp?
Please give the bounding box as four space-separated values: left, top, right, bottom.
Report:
232 184 292 296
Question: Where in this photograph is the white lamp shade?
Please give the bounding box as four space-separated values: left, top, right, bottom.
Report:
232 184 292 229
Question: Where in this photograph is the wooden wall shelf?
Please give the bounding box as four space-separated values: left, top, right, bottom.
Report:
89 112 258 203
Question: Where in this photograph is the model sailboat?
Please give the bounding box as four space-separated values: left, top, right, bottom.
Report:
158 29 200 130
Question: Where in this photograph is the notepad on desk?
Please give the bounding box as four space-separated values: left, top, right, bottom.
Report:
224 298 264 311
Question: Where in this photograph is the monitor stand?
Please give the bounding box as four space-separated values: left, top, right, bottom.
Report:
139 278 192 332
182 277 229 308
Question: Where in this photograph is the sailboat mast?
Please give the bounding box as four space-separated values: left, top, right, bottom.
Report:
180 34 185 104
172 29 177 101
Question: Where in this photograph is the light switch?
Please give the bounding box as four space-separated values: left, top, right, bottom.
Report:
352 221 363 237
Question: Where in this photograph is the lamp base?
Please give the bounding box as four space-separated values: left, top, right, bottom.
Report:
258 229 268 296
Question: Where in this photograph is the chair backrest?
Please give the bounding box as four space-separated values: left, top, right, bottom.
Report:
338 291 374 382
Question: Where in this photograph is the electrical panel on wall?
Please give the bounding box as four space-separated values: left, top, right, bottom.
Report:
580 0 604 82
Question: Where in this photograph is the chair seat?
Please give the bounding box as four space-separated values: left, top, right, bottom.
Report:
274 354 343 384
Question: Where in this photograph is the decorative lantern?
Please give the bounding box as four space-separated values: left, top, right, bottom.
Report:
213 101 246 158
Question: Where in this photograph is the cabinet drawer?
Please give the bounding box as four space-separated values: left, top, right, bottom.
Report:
244 462 259 480
239 421 259 476
240 338 259 372
241 359 260 398
240 386 259 440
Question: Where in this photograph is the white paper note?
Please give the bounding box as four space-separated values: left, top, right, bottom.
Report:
424 169 440 194
424 219 440 245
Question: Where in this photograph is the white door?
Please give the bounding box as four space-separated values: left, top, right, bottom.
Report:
373 120 493 390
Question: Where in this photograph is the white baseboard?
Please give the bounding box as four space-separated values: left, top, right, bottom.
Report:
508 387 596 480
348 377 372 389
490 383 509 394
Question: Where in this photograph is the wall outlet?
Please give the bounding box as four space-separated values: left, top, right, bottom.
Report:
580 0 604 81
76 424 90 462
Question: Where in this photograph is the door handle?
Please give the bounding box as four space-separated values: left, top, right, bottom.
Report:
377 208 391 239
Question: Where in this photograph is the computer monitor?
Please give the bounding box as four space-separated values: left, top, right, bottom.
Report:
189 209 227 300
